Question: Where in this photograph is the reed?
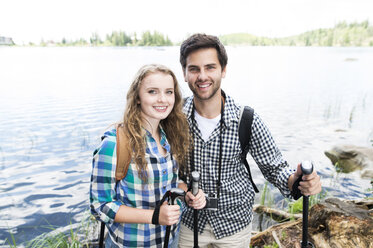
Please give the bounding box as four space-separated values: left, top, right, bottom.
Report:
260 182 274 207
348 105 356 128
2 210 96 248
288 191 327 215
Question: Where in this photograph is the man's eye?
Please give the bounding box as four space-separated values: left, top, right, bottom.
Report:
189 67 198 72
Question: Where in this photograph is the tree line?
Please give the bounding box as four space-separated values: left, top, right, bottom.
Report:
220 20 373 47
36 30 172 47
29 20 373 47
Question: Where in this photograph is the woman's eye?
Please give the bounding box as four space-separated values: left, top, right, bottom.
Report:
148 90 157 94
166 90 174 95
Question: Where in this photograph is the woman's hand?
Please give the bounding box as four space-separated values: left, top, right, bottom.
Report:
158 201 181 225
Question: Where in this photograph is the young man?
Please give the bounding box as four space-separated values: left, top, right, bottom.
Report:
178 34 322 247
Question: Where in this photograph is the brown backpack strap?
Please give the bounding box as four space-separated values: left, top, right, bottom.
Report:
115 124 132 181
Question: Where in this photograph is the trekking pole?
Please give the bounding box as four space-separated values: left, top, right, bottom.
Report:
191 171 200 248
300 161 315 248
164 188 186 248
98 222 105 248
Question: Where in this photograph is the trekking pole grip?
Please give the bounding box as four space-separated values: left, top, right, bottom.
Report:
300 161 315 248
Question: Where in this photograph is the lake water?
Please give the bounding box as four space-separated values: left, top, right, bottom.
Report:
0 46 372 245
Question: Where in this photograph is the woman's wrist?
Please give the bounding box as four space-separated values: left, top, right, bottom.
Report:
151 206 160 224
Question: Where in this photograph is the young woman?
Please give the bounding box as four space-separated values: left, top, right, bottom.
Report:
90 64 190 247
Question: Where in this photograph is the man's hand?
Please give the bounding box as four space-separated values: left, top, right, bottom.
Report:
289 164 322 196
185 189 206 209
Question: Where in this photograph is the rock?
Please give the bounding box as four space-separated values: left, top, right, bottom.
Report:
250 198 373 248
324 145 373 178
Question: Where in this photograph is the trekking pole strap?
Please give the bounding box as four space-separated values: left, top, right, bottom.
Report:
161 190 171 248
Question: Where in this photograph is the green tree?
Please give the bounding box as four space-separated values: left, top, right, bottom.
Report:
326 31 334 46
71 38 88 46
40 38 46 47
106 31 132 46
304 35 311 46
138 31 172 46
132 32 138 45
343 32 350 46
362 20 369 29
90 32 102 46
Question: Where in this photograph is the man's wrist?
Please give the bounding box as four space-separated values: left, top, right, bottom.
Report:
288 173 300 190
290 174 303 200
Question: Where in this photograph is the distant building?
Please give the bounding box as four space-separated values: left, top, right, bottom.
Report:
0 36 15 45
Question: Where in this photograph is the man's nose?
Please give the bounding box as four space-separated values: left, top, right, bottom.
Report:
197 69 208 81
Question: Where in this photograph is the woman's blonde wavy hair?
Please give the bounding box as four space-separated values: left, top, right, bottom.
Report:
121 64 190 181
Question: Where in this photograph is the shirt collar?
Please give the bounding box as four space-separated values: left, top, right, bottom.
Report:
144 126 170 152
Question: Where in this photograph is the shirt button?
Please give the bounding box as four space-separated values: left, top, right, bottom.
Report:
162 169 167 175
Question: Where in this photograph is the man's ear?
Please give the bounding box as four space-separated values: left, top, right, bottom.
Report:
222 66 227 78
183 68 187 82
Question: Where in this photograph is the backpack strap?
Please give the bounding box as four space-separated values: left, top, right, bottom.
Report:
115 124 132 181
239 106 259 193
98 125 132 247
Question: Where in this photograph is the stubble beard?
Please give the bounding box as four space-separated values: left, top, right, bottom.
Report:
190 80 221 101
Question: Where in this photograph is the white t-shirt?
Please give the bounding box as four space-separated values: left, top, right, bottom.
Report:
194 110 221 142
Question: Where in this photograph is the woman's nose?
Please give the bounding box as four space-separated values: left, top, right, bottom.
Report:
158 93 166 102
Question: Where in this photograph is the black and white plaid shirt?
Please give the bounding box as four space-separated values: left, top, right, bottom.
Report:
181 91 294 239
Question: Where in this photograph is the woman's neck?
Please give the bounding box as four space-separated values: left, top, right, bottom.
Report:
142 119 160 140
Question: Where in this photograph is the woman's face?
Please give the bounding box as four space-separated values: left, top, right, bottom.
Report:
138 71 175 127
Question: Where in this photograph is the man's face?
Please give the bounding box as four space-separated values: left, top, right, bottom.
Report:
183 48 226 101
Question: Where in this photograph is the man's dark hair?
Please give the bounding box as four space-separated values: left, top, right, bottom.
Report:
180 33 228 71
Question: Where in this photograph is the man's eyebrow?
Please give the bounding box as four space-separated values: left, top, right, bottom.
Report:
205 63 217 67
187 65 199 68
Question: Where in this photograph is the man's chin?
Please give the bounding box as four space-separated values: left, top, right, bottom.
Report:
194 89 220 101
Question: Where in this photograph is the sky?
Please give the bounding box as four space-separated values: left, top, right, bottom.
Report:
1 0 373 44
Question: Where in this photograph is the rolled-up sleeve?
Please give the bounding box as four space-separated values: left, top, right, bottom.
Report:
249 113 295 198
90 134 123 223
